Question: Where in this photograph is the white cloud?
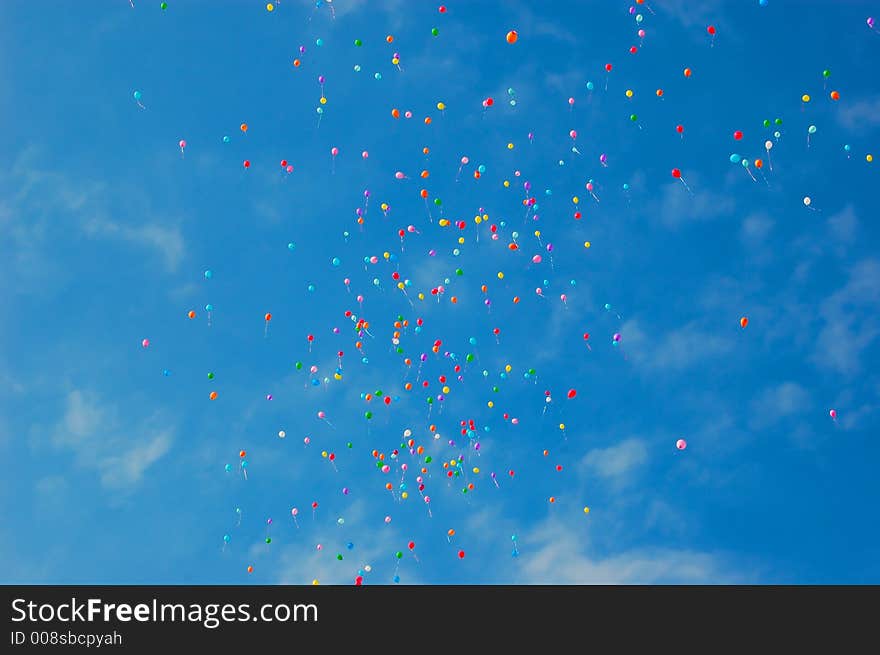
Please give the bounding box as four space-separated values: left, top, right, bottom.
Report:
620 319 734 372
517 518 742 584
749 382 810 430
47 390 173 491
836 96 880 132
826 204 858 246
740 211 774 246
581 438 648 484
655 180 736 228
811 258 880 376
82 218 184 272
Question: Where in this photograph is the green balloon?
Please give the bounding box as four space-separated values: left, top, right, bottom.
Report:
431 28 439 36
763 119 771 128
337 554 343 560
466 354 475 362
528 368 536 375
774 118 783 125
396 346 404 354
346 442 353 449
295 362 303 370
395 551 403 559
265 537 271 544
365 411 373 419
455 268 463 276
207 372 214 379
822 69 831 78
433 198 442 206
427 397 433 404
425 456 432 463
160 1 167 8
492 386 499 393
375 390 383 396
354 39 363 46
630 114 637 121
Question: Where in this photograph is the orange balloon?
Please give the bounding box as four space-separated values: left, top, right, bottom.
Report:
187 310 196 319
740 316 749 328
424 116 432 125
293 59 301 67
420 189 428 198
391 108 400 118
506 30 518 44
240 450 246 458
247 566 254 574
448 529 455 537
830 90 840 101
683 68 692 78
513 296 520 304
265 313 272 321
656 88 664 97
754 159 763 169
240 123 248 132
549 496 556 503
423 147 430 155
420 170 429 178
386 35 394 43
210 391 218 400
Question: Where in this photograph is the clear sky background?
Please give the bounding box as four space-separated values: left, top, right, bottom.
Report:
1 0 879 585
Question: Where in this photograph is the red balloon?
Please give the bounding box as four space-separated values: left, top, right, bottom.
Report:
243 160 251 168
629 46 637 54
676 124 684 133
733 131 743 140
567 389 577 399
671 168 682 178
605 63 613 72
458 550 465 559
707 25 716 35
280 159 288 167
485 97 494 106
583 332 590 340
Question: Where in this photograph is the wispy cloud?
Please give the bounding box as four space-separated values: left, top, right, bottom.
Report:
46 390 173 491
811 258 880 376
655 180 736 228
581 438 648 487
518 518 743 584
836 96 880 132
620 320 734 372
749 382 810 431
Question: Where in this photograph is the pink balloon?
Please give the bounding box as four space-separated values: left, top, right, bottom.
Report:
404 110 413 118
676 439 687 450
395 171 405 179
569 130 577 139
830 409 837 419
331 147 339 156
532 254 542 264
384 516 392 523
560 294 567 302
317 411 326 419
286 165 293 173
362 150 369 159
568 97 575 105
291 508 299 516
141 338 150 348
178 140 186 149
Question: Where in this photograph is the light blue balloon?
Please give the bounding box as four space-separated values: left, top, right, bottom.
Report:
808 125 817 134
288 242 296 251
759 0 768 6
316 38 324 46
478 164 486 173
222 136 230 144
353 64 361 72
225 464 232 473
205 304 213 312
469 337 477 345
509 99 517 107
507 87 515 96
223 534 230 543
844 144 851 152
204 269 213 279
374 72 382 80
545 189 552 196
331 257 341 266
605 303 612 310
133 90 142 100
623 183 630 190
316 107 323 114
729 153 742 164
586 81 595 91
308 284 316 292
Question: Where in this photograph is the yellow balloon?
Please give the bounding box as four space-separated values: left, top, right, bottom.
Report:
401 491 408 499
442 386 450 393
437 102 446 111
534 230 541 237
802 94 811 103
397 282 404 290
458 237 465 244
267 3 274 11
868 154 874 163
418 293 425 300
487 400 494 408
439 218 449 227
583 506 590 514
473 467 480 474
383 251 390 259
625 89 633 98
505 364 512 373
559 423 566 430
503 180 510 187
474 215 483 224
497 271 504 280
507 142 514 149
334 373 342 380
572 196 579 204
312 579 319 585
319 96 327 104
321 451 328 458
584 241 591 248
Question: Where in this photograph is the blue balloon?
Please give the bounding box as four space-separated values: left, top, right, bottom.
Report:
393 575 400 584
331 257 341 267
469 337 477 345
759 0 768 5
288 242 296 251
224 464 232 473
223 534 230 543
586 81 595 91
205 303 213 312
222 136 230 144
133 90 142 101
478 164 486 173
316 38 324 46
204 269 213 279
729 153 742 164
308 284 316 292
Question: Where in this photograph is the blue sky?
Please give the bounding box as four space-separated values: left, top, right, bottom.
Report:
2 0 879 584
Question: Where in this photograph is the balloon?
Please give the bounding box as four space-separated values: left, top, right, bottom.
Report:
707 25 716 35
567 389 577 399
141 338 150 348
676 439 687 450
803 196 812 206
740 316 749 328
506 30 518 44
734 131 743 140
671 168 681 178
829 409 837 420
